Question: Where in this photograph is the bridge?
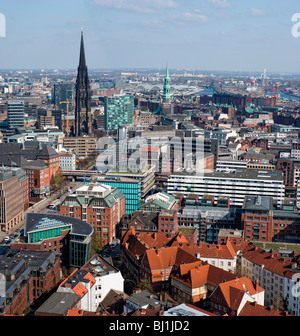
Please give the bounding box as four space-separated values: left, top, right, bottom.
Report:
62 170 99 181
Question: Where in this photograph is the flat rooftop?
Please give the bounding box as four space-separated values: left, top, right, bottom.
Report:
170 169 283 181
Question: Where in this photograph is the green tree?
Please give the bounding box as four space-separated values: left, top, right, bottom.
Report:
90 230 103 257
137 278 153 292
51 168 65 189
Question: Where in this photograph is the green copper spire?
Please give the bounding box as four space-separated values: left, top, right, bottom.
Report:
163 65 171 103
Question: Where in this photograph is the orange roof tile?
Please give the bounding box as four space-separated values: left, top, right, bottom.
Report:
174 261 237 289
83 272 96 288
218 277 264 310
72 282 88 298
239 243 295 278
239 301 291 316
59 268 78 287
145 247 198 270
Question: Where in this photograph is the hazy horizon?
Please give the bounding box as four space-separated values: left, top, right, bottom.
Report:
0 0 299 73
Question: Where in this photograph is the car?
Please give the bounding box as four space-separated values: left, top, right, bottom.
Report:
4 236 9 241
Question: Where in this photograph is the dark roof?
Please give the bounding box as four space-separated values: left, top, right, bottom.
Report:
25 213 94 237
243 195 273 211
100 289 128 314
35 292 80 316
0 143 23 155
22 159 47 169
0 143 57 168
36 144 58 159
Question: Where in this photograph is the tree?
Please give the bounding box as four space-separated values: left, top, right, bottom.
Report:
90 230 103 257
137 278 153 292
51 168 65 190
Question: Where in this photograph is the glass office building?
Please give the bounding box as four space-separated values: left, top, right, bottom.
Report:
25 213 93 268
7 100 24 129
96 176 141 214
104 94 134 130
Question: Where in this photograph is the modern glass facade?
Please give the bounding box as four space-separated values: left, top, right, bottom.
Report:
69 234 91 267
28 225 72 243
25 214 93 268
104 95 134 130
7 100 24 129
99 180 141 214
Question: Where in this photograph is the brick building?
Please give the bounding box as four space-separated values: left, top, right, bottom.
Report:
23 160 50 198
60 183 125 246
209 277 264 316
170 260 237 304
0 168 25 233
0 250 61 316
242 195 300 243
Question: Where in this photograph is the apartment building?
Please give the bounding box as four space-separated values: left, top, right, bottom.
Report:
63 136 97 159
60 183 125 246
237 242 300 316
0 168 25 232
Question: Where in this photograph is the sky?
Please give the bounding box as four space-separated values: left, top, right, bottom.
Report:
0 0 300 73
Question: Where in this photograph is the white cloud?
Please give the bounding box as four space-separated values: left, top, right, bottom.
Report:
91 0 178 14
173 11 207 23
250 8 265 16
209 0 232 9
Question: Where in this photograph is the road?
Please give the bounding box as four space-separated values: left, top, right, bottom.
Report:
0 181 84 242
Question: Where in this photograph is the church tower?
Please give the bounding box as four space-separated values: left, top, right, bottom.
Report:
74 29 93 136
161 66 172 114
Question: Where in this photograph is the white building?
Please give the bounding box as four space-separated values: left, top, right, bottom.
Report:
82 255 124 308
59 151 76 171
167 169 285 207
216 159 247 172
57 269 97 312
238 243 300 315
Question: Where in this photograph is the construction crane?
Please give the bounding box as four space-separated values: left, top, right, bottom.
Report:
60 100 71 136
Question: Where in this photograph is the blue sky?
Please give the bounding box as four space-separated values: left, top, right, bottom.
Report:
0 0 300 72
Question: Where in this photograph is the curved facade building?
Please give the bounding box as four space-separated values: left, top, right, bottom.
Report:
23 213 94 267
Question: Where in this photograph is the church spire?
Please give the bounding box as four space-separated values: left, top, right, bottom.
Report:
163 65 171 103
74 29 92 137
79 28 86 69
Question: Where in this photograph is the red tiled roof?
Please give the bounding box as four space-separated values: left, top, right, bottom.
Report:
83 272 96 288
146 247 198 270
217 277 264 311
240 243 295 278
174 261 237 289
239 301 292 316
72 282 88 298
184 240 237 260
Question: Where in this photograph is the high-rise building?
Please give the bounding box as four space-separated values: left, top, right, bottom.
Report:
7 100 24 129
53 83 74 112
104 94 134 130
74 30 93 137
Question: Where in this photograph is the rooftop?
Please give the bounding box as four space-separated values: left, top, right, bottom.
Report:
170 169 283 181
35 292 80 316
24 213 94 237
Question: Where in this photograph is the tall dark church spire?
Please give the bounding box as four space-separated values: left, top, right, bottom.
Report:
74 29 92 137
79 28 86 69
